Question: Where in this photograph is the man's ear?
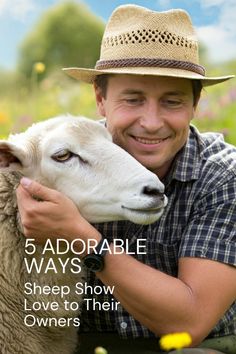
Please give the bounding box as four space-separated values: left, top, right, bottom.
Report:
93 83 106 117
0 141 29 171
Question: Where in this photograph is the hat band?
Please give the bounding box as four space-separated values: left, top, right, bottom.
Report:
95 58 205 76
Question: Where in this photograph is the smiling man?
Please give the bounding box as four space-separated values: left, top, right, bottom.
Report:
95 75 197 179
16 4 236 354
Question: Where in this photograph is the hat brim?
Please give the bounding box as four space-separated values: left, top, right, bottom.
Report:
63 67 234 87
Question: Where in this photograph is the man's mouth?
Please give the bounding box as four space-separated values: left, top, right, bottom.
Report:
132 136 168 145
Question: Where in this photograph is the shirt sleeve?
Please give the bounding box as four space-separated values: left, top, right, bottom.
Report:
178 176 236 266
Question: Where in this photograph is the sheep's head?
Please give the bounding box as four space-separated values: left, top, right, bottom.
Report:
0 115 167 224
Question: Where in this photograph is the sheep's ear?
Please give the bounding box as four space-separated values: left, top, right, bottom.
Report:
0 141 28 171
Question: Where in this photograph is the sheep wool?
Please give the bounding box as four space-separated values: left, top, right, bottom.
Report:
0 115 166 353
0 172 82 354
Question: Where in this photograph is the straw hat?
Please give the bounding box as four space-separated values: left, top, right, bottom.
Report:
63 4 234 86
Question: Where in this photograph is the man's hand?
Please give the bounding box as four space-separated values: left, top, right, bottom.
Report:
16 177 101 246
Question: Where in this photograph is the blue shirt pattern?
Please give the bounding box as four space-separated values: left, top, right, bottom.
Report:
80 125 236 339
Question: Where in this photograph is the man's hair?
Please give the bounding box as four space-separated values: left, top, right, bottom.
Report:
192 80 202 106
94 74 202 107
94 74 111 99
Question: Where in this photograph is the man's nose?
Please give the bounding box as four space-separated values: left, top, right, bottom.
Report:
139 100 164 132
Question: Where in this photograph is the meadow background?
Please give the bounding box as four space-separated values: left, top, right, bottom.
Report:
0 0 235 145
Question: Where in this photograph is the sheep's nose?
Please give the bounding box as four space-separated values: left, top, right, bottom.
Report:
142 185 165 201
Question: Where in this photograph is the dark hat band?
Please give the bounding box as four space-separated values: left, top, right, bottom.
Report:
95 58 205 76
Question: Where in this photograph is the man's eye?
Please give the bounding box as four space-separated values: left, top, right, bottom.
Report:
125 98 143 105
163 99 182 107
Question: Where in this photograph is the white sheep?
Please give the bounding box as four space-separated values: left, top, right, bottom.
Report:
0 115 167 354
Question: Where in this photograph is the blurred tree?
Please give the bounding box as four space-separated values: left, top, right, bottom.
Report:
0 68 26 95
18 1 104 78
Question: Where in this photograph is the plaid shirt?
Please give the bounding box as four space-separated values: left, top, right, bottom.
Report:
80 125 236 338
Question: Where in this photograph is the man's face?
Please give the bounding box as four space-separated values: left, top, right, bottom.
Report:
95 75 196 178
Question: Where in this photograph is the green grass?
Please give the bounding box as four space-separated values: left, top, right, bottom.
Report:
193 80 236 145
1 71 236 147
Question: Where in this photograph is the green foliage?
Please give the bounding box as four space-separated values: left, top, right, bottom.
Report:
193 80 236 145
1 1 235 147
222 59 236 75
18 1 104 78
0 70 98 138
0 69 26 96
1 68 235 149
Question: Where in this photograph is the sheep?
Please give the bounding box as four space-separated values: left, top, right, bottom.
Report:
0 115 167 354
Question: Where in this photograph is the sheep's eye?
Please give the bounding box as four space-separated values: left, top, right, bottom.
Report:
52 150 73 162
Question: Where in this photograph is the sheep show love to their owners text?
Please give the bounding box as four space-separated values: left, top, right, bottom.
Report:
23 237 147 327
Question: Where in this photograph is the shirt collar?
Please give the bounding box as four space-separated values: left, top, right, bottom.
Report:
164 125 204 185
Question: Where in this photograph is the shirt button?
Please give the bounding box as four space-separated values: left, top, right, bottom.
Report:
120 321 127 329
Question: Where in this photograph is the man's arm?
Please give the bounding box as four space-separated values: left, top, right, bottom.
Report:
97 250 236 345
16 178 236 346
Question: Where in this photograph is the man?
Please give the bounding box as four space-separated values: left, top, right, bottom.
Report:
17 5 236 354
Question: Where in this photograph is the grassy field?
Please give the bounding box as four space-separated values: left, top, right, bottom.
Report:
193 79 236 145
1 70 236 146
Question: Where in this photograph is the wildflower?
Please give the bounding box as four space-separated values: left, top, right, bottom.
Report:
159 332 192 351
94 346 108 354
33 62 46 74
0 111 10 124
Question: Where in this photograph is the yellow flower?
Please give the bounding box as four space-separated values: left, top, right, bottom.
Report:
33 62 46 73
0 111 10 124
159 332 192 351
94 347 108 354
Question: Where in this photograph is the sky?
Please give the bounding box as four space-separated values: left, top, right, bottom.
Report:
0 0 235 70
